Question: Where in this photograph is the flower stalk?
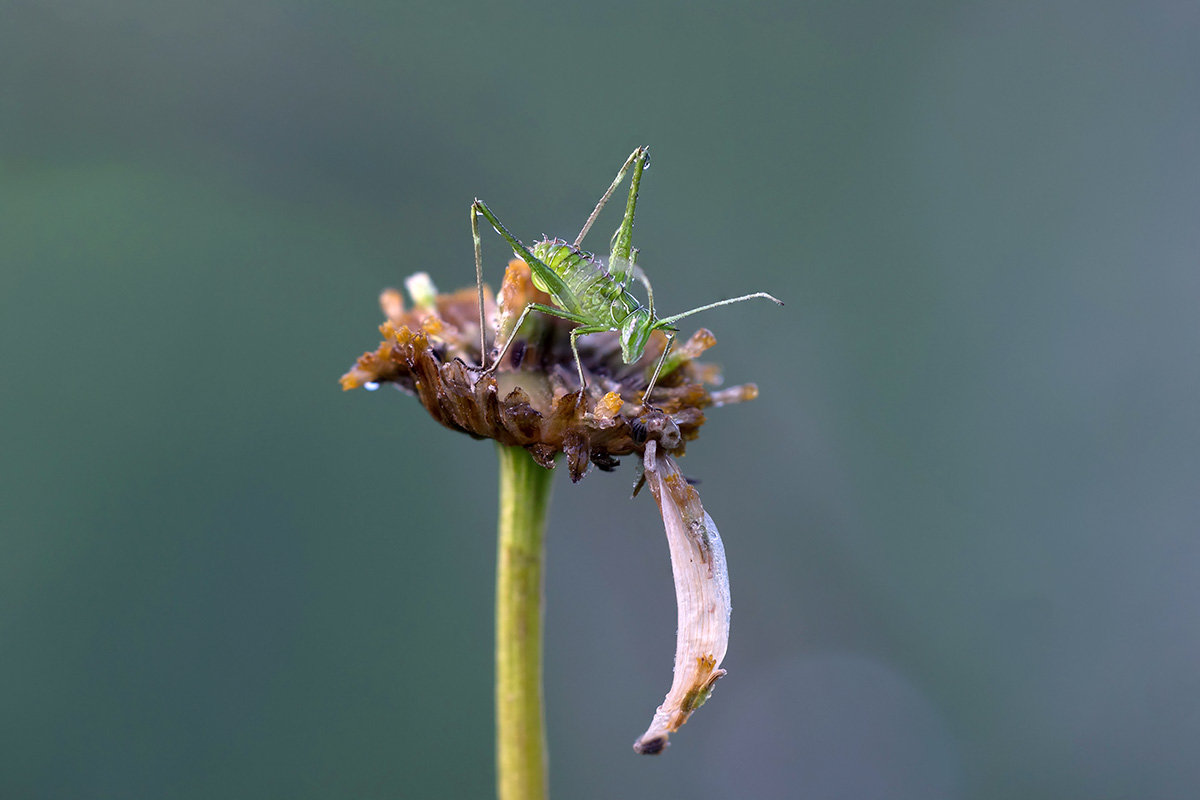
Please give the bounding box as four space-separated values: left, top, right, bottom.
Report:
495 444 553 800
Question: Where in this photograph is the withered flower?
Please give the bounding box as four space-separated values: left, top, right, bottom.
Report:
341 259 758 480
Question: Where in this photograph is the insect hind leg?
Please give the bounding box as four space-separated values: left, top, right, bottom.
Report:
608 147 649 285
470 201 488 367
574 146 648 251
472 199 583 316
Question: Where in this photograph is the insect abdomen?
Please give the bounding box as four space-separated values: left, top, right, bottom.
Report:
531 239 621 315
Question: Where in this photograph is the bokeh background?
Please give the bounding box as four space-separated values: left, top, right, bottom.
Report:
3 1 1198 797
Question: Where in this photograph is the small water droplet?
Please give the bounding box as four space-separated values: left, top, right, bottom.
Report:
364 382 380 391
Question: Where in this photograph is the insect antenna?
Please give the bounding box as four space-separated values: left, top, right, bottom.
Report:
658 292 784 326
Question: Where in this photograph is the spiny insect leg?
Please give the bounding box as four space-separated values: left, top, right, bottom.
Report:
472 199 582 314
489 302 590 374
658 292 785 326
642 331 677 407
470 201 488 367
574 146 648 250
608 147 649 285
569 324 613 391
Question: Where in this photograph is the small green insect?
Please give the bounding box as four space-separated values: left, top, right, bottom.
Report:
470 147 782 404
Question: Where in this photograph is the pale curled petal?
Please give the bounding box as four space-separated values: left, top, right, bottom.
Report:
633 440 732 755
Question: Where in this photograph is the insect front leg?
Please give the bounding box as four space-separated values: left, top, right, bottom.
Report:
568 324 614 392
489 302 590 375
642 330 677 408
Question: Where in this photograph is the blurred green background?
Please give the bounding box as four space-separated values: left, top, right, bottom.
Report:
3 1 1198 797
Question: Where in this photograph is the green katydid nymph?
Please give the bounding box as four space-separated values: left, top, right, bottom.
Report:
470 146 783 405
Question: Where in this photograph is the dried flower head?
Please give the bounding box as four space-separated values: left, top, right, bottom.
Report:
340 259 758 481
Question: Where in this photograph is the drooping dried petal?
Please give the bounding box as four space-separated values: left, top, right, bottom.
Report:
633 440 732 755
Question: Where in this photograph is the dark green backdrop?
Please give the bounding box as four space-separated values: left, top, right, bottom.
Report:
4 1 1198 797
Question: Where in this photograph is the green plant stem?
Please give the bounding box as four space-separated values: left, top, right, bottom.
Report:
495 445 553 800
